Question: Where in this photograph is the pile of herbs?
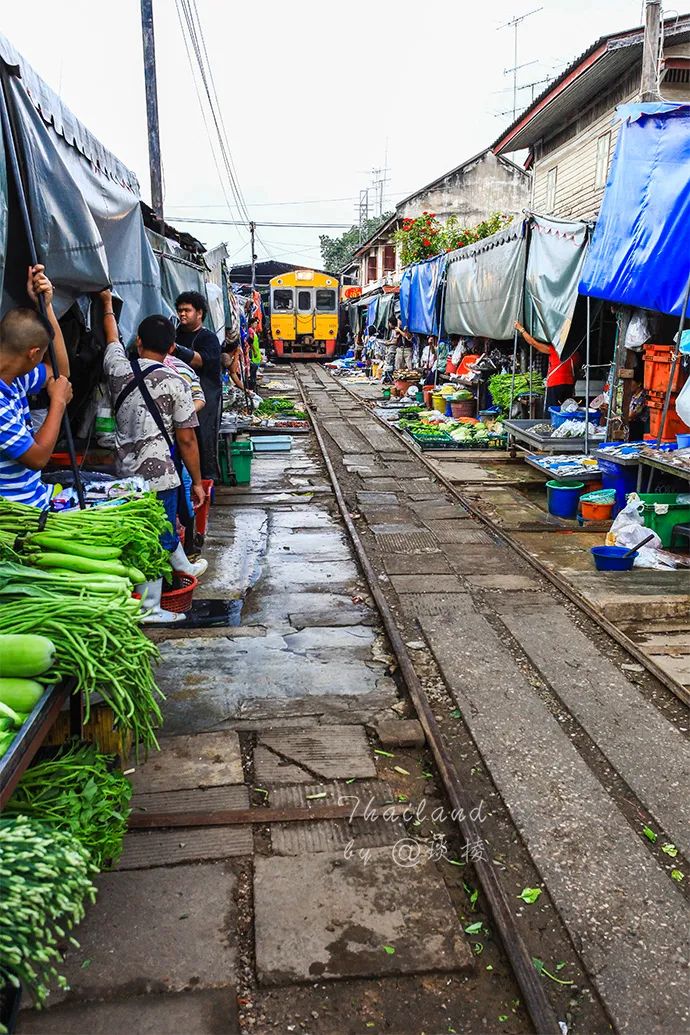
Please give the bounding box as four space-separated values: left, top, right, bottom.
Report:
488 372 544 413
256 397 306 419
0 817 97 1009
4 742 132 870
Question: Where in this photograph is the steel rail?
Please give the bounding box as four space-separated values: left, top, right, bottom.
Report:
293 366 561 1035
325 368 690 711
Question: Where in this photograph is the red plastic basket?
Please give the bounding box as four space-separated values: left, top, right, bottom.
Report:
161 573 198 613
195 478 214 536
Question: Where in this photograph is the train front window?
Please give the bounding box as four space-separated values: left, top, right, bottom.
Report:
297 290 312 311
315 289 337 312
273 289 294 312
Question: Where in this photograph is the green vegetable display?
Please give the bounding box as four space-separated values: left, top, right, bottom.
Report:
0 817 97 1010
256 397 306 419
0 495 171 581
0 567 163 751
4 743 132 870
0 679 44 712
488 372 544 413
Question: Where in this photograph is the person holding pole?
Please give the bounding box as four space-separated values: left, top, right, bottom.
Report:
514 321 580 415
0 266 72 508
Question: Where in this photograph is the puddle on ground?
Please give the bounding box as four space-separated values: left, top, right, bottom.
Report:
156 598 245 629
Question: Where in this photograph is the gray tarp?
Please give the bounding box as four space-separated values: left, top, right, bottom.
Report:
524 215 589 355
444 221 526 340
0 36 165 343
0 107 7 304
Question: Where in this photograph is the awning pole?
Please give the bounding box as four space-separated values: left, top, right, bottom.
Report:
655 270 690 448
584 295 591 456
0 64 85 509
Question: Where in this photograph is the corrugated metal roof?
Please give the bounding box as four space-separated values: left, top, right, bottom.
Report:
493 16 690 155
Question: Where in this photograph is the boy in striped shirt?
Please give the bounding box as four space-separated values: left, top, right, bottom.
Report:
0 266 72 509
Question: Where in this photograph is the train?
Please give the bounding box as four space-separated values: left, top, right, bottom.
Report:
268 269 339 360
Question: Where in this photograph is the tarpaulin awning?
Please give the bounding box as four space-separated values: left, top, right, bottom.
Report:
524 215 589 355
375 293 395 334
366 296 379 329
579 103 690 316
0 35 165 343
399 254 446 335
444 221 526 339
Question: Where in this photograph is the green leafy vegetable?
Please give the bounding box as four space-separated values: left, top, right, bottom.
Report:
671 869 684 882
382 945 396 955
518 887 542 904
5 743 132 868
643 826 658 843
464 921 483 935
532 957 574 985
661 843 678 857
488 371 544 413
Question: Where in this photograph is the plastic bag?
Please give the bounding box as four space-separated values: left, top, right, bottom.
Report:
560 398 579 412
606 494 662 549
634 547 680 570
676 376 690 429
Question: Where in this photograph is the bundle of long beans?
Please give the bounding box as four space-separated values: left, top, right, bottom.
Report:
0 494 170 580
0 817 97 1011
4 742 132 869
0 565 163 752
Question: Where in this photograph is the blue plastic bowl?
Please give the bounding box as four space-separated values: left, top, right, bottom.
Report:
591 545 637 571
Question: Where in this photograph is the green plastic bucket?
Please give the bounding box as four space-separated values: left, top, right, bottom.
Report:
635 493 690 547
230 439 253 485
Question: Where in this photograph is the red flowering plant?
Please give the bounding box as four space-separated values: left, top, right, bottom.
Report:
394 211 513 266
393 211 444 266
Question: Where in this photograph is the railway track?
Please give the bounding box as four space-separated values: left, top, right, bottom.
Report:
291 362 690 1035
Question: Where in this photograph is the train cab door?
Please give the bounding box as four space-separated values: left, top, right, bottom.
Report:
296 288 314 338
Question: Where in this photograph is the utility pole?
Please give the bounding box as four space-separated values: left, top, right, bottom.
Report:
640 0 662 101
358 189 369 241
140 0 165 234
249 221 256 294
498 7 543 120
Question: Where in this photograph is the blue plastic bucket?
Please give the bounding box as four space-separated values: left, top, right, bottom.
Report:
546 480 584 519
549 406 600 429
676 432 690 449
591 545 637 571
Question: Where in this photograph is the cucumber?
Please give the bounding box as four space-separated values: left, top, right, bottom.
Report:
0 634 56 677
0 678 44 712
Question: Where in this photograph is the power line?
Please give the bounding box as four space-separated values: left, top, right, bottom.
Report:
173 217 354 229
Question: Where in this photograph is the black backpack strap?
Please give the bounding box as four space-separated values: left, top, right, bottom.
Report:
113 361 166 416
120 356 192 526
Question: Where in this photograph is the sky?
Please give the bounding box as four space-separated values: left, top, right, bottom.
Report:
2 0 653 269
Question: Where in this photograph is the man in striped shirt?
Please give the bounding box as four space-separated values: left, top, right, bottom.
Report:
0 266 72 509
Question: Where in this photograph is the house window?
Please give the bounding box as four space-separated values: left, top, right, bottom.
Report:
383 245 396 273
595 132 611 190
366 253 377 283
546 167 558 212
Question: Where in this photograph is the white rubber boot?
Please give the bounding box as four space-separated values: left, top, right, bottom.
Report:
136 578 186 624
170 542 208 578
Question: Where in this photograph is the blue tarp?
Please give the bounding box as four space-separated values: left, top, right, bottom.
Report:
580 103 690 317
367 296 378 329
399 254 446 335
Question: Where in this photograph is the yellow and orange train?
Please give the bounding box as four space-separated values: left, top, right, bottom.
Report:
269 269 339 360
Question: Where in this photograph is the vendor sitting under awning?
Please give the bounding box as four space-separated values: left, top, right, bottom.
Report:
0 266 72 509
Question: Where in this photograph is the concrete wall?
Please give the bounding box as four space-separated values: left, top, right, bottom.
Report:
531 42 690 221
398 151 530 226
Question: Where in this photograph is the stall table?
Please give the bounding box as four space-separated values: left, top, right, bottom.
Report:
0 680 80 809
523 454 602 483
638 451 690 491
504 418 606 455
